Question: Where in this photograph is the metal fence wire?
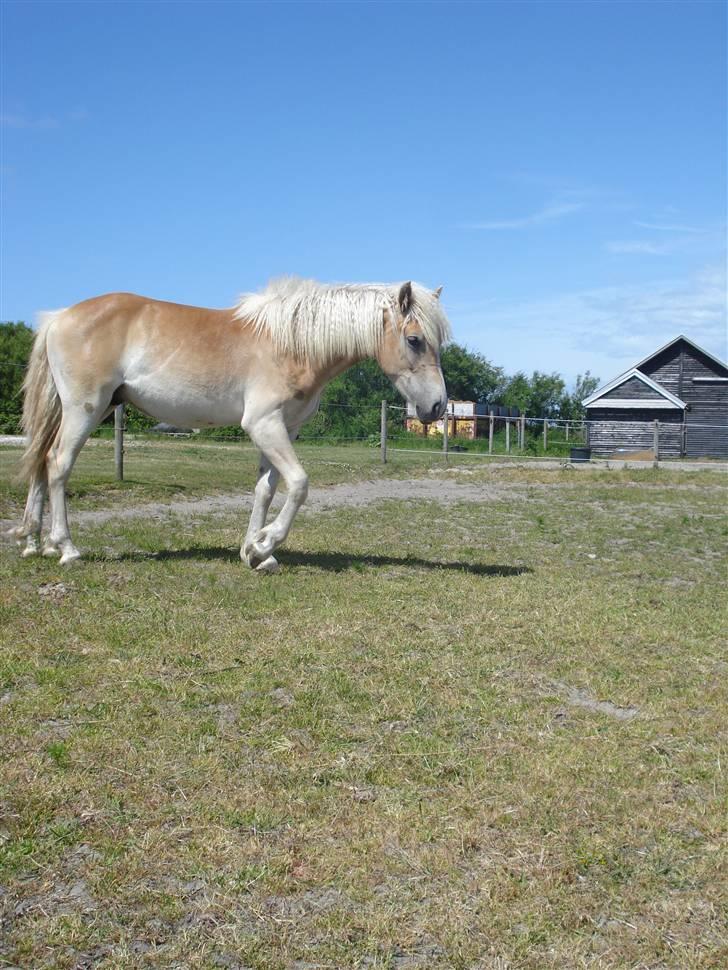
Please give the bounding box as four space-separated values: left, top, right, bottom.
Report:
76 402 728 480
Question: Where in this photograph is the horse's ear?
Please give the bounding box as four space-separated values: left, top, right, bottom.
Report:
434 285 443 300
398 281 412 315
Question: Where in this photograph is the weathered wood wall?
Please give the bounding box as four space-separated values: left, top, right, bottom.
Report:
587 409 683 457
587 339 728 458
640 339 728 457
600 376 665 401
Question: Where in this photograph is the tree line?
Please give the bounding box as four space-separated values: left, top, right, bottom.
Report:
0 321 598 436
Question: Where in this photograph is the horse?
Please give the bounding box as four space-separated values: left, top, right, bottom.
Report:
13 277 451 571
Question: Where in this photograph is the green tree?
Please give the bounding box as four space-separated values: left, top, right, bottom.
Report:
302 359 404 440
502 370 566 417
559 371 600 421
441 343 505 402
0 322 34 433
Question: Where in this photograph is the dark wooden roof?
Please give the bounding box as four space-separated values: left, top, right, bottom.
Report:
632 335 728 377
583 368 685 409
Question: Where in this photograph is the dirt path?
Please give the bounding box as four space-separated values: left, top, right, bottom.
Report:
3 467 724 539
1 478 520 538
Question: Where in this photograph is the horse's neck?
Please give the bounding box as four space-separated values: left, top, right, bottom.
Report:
314 352 367 386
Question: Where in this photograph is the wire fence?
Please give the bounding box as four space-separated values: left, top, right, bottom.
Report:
2 362 727 475
9 402 718 480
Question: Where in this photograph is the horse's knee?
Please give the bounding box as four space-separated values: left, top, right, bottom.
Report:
288 470 308 504
254 476 275 504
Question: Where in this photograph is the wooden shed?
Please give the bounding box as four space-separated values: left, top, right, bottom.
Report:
405 401 519 439
583 336 728 458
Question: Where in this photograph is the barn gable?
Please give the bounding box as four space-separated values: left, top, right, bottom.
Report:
583 369 686 410
633 335 728 382
582 336 728 459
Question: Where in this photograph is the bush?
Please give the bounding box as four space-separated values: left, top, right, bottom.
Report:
0 322 33 433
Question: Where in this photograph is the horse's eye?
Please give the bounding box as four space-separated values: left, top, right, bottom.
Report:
407 335 422 350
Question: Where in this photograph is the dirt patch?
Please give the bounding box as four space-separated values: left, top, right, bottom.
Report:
37 581 74 601
259 887 351 920
1 478 521 536
557 683 639 720
11 878 97 918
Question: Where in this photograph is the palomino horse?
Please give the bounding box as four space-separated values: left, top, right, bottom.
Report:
14 278 451 571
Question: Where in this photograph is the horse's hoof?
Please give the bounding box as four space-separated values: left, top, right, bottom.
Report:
59 548 81 566
251 529 275 562
21 545 39 559
42 544 60 558
255 556 280 574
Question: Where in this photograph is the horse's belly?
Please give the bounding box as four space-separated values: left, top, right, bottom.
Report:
121 380 245 428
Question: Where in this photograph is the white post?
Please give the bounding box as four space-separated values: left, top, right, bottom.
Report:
543 418 548 452
381 400 387 464
443 402 449 465
489 411 494 455
506 418 511 453
653 419 659 468
114 404 125 481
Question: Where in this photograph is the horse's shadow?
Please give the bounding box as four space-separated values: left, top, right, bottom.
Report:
110 545 531 577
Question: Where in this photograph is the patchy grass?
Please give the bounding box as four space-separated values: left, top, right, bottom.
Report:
0 452 726 968
0 438 415 520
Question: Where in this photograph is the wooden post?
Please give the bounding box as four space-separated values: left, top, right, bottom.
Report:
566 421 570 441
521 414 526 449
442 402 449 465
114 404 125 481
653 419 659 467
488 410 494 455
681 420 687 458
380 400 387 464
543 418 548 452
505 418 511 453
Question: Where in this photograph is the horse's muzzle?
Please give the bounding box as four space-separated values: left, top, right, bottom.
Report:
416 400 446 423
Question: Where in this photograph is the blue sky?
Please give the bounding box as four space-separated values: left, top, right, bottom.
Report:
1 0 725 386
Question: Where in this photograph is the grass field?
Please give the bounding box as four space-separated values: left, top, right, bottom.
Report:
1 440 726 968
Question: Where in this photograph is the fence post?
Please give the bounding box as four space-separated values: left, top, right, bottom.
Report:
505 418 511 453
114 404 125 481
520 414 526 449
443 402 449 465
681 421 687 458
653 419 659 467
543 418 548 452
566 421 570 441
380 400 387 464
488 410 494 455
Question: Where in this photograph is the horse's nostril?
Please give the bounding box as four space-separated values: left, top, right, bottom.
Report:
432 400 442 417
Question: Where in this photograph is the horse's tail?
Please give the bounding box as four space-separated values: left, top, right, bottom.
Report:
19 311 65 482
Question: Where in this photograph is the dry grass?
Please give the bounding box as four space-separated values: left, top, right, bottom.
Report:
1 445 726 968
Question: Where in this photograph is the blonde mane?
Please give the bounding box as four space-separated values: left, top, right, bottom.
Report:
233 277 451 364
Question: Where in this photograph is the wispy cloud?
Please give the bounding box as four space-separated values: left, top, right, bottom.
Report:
450 264 727 381
463 201 584 231
606 240 672 255
1 113 60 130
634 220 708 234
1 107 89 130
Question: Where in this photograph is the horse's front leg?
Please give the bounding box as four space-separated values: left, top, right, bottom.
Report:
242 411 308 569
241 455 280 571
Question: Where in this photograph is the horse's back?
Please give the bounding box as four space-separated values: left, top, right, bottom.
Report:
48 294 236 362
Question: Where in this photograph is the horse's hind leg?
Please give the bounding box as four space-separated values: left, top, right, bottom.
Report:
242 454 281 570
44 401 109 564
17 469 48 557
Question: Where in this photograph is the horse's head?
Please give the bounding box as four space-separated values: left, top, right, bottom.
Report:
378 282 450 423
